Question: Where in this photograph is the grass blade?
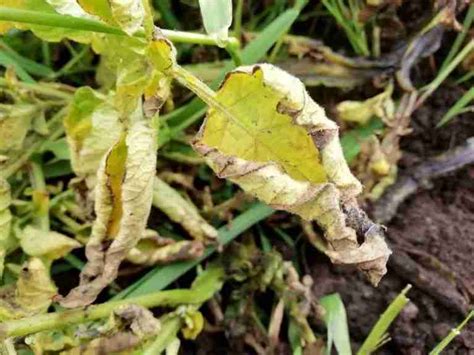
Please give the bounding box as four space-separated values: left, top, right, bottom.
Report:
437 87 474 127
114 202 274 300
429 310 474 355
0 50 35 82
439 5 474 73
320 293 352 355
357 285 411 355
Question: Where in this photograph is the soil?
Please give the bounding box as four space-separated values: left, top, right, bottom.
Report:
311 87 474 354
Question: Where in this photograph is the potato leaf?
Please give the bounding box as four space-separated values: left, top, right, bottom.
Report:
19 225 81 260
0 257 57 320
108 0 145 35
336 84 394 125
45 0 97 19
127 231 204 266
64 87 122 182
153 177 217 242
193 64 391 285
0 178 13 277
0 104 37 153
60 102 157 308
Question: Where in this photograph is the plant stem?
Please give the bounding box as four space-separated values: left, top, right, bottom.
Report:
0 7 124 35
0 266 224 339
429 310 474 355
29 161 49 231
142 316 183 355
233 0 244 39
0 78 73 100
0 7 240 51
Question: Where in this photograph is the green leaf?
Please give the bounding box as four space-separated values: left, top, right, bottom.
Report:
341 118 384 163
198 0 232 46
40 138 70 161
320 293 352 355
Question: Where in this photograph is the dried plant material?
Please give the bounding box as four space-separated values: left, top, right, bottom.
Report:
59 103 157 308
153 177 217 242
127 231 204 266
0 258 56 320
336 84 394 125
0 104 37 153
19 226 81 260
396 26 444 91
193 64 391 285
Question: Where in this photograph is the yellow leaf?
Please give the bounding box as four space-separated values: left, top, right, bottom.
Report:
19 225 81 261
200 67 327 183
193 64 390 285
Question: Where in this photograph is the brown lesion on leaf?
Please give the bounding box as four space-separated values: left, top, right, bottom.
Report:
309 128 337 150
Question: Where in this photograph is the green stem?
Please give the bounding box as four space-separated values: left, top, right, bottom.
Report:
29 161 49 231
233 0 244 39
0 266 224 339
142 316 183 355
0 7 124 35
0 7 240 50
0 78 73 100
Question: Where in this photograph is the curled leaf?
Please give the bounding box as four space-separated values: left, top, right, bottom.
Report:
0 257 56 320
127 230 204 266
193 64 391 284
60 103 157 308
64 87 122 182
19 225 81 261
336 84 394 125
153 177 217 242
178 306 204 340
